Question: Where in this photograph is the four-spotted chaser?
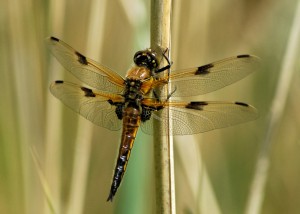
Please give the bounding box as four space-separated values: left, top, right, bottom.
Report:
46 36 259 202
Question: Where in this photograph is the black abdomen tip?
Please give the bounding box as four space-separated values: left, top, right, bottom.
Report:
50 36 59 42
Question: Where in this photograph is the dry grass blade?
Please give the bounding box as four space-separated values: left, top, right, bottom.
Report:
245 1 300 213
44 1 67 213
66 1 107 214
30 147 57 214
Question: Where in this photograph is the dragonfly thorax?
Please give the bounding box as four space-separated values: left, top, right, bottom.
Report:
126 66 151 80
124 79 143 100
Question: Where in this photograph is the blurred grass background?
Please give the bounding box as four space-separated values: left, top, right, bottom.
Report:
1 0 300 213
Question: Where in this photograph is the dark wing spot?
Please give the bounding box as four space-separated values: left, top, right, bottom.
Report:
235 102 249 107
155 105 164 111
55 80 64 84
192 101 208 106
186 101 208 110
141 107 153 122
50 36 59 42
81 87 96 97
107 99 114 105
237 54 250 58
107 100 124 120
115 105 124 120
76 51 88 65
195 63 214 75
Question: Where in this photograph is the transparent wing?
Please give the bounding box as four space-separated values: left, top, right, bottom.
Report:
46 37 125 93
50 81 123 131
163 55 260 97
141 100 258 135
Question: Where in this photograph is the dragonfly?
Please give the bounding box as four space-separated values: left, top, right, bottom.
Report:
46 36 259 202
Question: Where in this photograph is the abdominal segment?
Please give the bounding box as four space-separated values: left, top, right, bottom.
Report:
107 107 141 202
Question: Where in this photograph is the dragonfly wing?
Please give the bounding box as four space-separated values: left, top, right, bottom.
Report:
50 81 123 131
140 100 258 135
46 37 125 93
165 55 260 97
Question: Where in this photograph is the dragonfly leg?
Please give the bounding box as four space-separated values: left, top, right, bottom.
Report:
155 48 173 74
166 85 177 100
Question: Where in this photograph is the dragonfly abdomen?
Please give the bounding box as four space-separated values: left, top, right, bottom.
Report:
107 106 141 202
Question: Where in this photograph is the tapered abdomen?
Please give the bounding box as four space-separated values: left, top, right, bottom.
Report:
107 107 141 201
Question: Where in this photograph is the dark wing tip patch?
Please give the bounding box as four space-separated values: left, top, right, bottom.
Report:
55 80 64 84
237 54 251 58
186 101 208 110
235 102 249 107
81 87 96 97
75 51 88 65
195 63 214 75
50 36 60 42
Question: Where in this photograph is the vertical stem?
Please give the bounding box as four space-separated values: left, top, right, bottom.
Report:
150 0 175 213
151 0 172 51
66 1 107 214
45 1 66 213
245 1 300 214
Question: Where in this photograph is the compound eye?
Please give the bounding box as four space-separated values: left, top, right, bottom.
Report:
133 51 143 62
133 50 158 69
134 52 148 65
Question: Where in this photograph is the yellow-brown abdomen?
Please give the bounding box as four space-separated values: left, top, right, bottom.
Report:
107 107 141 201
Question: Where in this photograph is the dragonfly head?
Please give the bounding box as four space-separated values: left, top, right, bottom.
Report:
133 49 158 70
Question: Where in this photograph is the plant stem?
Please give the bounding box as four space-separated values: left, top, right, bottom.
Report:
245 1 300 214
66 1 107 214
150 0 175 213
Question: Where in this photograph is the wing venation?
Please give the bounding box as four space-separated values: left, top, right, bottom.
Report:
46 37 125 93
164 55 260 97
50 81 123 131
141 101 258 135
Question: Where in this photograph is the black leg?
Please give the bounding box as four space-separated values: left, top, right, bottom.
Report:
155 48 173 74
166 86 177 100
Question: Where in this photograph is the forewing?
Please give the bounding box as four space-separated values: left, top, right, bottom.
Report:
165 55 260 97
141 100 258 135
50 81 123 131
46 37 125 93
